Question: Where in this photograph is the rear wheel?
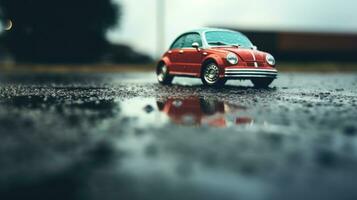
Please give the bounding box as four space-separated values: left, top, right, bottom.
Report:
251 78 274 88
157 63 173 85
201 62 226 87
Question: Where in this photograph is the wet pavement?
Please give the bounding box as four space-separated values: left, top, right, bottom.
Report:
0 72 357 200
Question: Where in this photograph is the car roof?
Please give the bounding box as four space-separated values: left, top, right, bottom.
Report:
170 28 248 49
186 27 240 35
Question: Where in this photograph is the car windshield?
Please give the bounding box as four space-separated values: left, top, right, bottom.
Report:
205 31 253 48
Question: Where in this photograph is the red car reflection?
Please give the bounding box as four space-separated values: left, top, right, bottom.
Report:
157 97 252 128
157 28 277 88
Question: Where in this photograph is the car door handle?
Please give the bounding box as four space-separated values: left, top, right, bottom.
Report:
179 50 184 54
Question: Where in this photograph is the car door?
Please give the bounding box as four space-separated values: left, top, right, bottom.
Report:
167 35 186 73
180 33 204 75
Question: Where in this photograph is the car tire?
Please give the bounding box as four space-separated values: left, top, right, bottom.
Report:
201 62 226 87
251 78 274 88
157 63 173 85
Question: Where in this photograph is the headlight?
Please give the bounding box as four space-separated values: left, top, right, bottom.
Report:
266 54 276 66
226 53 238 65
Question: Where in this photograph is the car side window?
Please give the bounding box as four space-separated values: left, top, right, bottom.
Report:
183 33 202 48
170 35 186 50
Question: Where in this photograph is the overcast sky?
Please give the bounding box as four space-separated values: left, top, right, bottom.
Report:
107 0 357 58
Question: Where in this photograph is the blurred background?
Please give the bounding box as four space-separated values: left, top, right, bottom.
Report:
0 0 357 71
1 2 357 199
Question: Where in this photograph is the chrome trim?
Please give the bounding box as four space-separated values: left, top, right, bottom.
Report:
224 68 278 78
225 68 277 72
225 71 277 75
249 50 256 61
251 51 259 68
225 75 277 78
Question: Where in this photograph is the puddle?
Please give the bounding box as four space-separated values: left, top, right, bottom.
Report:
120 96 254 128
1 94 255 129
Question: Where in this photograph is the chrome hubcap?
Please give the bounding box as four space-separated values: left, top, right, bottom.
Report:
204 64 219 84
158 65 167 82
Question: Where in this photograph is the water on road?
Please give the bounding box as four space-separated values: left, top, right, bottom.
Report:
0 72 357 200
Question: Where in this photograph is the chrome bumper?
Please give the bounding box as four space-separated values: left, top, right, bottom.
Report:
224 68 278 79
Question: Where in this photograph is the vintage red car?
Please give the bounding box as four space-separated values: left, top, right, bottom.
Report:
157 28 278 88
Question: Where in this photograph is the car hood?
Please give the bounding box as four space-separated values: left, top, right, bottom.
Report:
211 47 267 62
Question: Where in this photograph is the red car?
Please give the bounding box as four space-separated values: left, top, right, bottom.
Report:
157 28 277 88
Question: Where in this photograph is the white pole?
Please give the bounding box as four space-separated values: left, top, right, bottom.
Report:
157 0 165 58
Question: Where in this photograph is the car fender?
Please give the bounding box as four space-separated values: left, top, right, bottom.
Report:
202 54 225 66
201 54 226 77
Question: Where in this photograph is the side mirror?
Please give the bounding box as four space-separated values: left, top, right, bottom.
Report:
192 42 200 50
252 45 258 50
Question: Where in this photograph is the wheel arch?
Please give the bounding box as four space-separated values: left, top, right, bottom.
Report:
201 55 225 77
156 57 171 74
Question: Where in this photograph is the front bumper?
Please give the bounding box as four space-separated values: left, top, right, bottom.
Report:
224 68 278 79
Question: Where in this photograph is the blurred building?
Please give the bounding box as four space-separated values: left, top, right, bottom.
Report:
227 27 357 61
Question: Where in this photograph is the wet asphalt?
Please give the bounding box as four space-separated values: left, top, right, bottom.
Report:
0 72 357 200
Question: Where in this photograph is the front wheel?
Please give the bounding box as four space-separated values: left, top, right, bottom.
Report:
201 62 226 87
157 64 174 85
251 78 274 88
